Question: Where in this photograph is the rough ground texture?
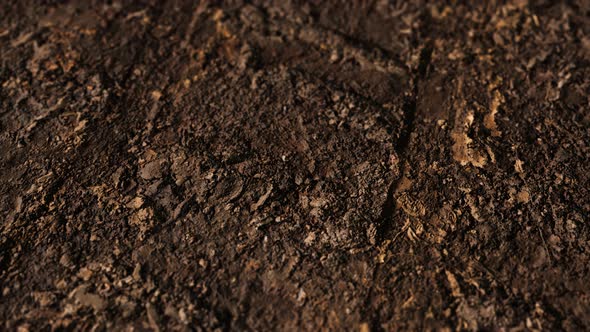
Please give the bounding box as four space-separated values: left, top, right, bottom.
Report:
0 1 589 331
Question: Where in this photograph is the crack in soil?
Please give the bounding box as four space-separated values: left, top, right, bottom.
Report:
362 42 432 329
376 42 432 244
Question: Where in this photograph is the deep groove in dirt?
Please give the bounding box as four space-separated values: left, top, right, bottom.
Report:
362 43 432 326
376 43 432 243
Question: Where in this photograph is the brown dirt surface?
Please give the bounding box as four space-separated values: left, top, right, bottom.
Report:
1 1 589 331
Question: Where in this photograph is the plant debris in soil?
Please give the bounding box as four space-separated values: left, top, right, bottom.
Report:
0 1 589 331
